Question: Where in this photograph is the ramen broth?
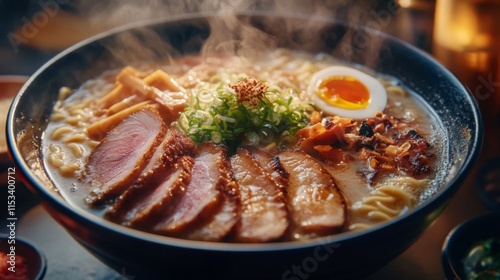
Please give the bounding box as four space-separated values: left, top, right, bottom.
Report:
42 49 445 241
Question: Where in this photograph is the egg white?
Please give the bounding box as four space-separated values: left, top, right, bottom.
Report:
307 66 387 119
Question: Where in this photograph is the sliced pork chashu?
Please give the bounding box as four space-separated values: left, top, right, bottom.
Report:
135 128 195 186
230 148 288 242
154 143 228 235
84 107 165 205
184 186 239 242
182 145 240 242
278 150 346 239
106 156 194 228
248 147 289 193
106 128 195 225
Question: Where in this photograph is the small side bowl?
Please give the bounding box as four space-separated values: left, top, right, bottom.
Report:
442 212 500 280
0 235 46 280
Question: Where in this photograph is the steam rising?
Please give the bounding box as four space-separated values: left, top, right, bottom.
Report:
72 0 394 67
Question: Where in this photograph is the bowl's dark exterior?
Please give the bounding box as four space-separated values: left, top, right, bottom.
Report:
7 12 482 280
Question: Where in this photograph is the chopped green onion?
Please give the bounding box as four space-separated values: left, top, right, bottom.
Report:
211 131 222 144
177 77 312 150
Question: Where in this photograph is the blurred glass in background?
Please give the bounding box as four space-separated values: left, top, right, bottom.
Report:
433 0 500 160
394 0 436 52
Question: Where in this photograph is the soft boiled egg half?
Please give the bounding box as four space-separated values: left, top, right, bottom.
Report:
307 66 387 119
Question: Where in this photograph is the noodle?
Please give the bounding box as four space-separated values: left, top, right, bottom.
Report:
51 126 74 140
349 177 431 230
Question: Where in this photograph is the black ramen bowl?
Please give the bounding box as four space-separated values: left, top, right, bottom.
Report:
7 11 482 280
442 212 500 280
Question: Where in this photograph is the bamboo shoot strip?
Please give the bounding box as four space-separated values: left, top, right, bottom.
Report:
107 95 142 116
117 72 186 112
98 66 144 108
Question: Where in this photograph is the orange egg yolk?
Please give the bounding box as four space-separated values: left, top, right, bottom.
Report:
317 76 370 109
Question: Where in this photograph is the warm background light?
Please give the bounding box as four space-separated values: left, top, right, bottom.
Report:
434 0 499 52
433 0 500 120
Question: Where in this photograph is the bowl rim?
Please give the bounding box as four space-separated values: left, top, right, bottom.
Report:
7 10 484 252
